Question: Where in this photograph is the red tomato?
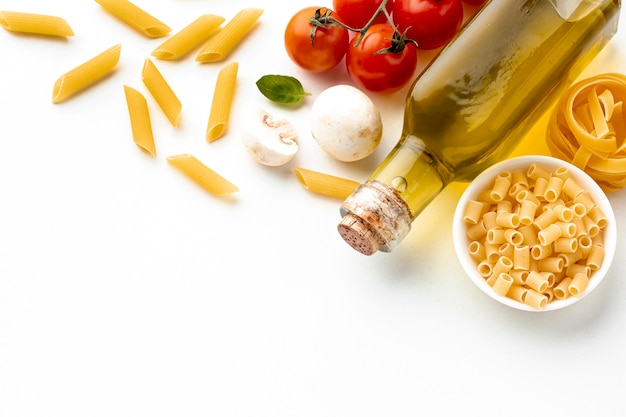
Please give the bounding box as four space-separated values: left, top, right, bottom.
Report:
284 7 350 72
345 23 418 93
392 0 463 50
332 0 394 29
462 0 486 4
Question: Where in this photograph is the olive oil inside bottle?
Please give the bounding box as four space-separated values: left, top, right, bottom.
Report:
338 0 621 255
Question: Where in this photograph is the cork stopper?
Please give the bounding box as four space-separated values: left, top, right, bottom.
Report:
337 213 385 256
337 181 413 255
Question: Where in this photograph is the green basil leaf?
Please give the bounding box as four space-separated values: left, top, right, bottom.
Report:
256 75 311 105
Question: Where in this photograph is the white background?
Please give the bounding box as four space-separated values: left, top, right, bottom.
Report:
1 1 625 416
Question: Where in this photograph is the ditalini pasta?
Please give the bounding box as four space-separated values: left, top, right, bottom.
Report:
124 85 156 156
152 14 225 60
52 44 121 104
461 163 609 309
141 58 182 127
0 11 74 36
547 73 626 192
206 61 238 142
292 168 360 200
167 154 238 196
94 0 170 38
196 8 263 63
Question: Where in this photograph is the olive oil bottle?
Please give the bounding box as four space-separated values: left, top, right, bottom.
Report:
338 0 621 255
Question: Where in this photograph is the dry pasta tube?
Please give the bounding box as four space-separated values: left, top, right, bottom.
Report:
586 244 605 270
498 243 514 260
463 200 490 224
518 199 538 226
587 206 609 228
524 289 548 309
553 277 573 300
124 85 156 156
292 168 360 200
166 154 238 196
566 263 591 278
95 0 170 38
525 271 549 293
537 223 562 246
507 285 528 303
490 173 511 201
468 241 485 262
141 58 182 127
52 44 121 104
544 176 564 203
492 256 513 277
513 245 530 271
152 14 225 60
206 61 238 142
484 242 500 263
196 8 263 63
568 272 589 296
0 11 74 36
492 273 514 297
466 221 487 241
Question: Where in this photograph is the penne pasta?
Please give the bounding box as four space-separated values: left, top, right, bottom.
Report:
167 154 238 196
0 11 74 36
124 85 156 156
292 168 360 200
94 0 170 38
141 58 182 127
152 14 225 60
206 61 238 142
52 44 121 104
196 8 263 63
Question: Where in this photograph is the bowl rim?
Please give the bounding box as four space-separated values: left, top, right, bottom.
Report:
452 155 617 312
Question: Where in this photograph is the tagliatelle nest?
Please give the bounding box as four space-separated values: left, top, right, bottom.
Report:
547 73 626 193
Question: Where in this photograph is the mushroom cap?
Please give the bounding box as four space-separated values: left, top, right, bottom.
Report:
310 85 382 162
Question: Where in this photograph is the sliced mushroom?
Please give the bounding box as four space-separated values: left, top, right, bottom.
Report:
242 108 299 166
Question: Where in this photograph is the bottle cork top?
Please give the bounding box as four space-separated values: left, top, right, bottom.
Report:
337 213 385 256
337 181 413 255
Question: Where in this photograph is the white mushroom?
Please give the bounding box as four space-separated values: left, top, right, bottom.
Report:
310 85 382 162
242 108 299 166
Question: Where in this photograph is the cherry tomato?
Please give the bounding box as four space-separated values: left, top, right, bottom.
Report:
345 23 418 93
392 0 463 50
284 7 350 73
332 0 394 29
461 0 486 5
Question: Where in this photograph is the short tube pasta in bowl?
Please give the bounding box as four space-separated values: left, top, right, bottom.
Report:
452 155 617 311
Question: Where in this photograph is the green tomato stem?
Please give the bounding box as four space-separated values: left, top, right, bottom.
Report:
309 0 405 49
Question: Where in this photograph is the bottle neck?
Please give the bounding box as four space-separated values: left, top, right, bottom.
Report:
338 136 448 255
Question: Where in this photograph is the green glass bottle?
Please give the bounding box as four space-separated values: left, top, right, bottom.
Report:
338 0 621 255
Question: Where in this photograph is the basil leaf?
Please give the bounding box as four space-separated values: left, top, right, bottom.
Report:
256 75 311 105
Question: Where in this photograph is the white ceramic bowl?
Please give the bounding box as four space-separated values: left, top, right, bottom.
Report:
453 155 617 311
